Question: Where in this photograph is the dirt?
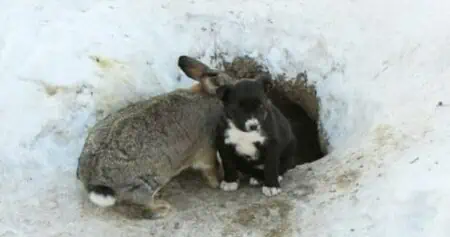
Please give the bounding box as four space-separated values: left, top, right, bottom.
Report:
231 199 294 237
89 55 123 69
335 169 361 190
152 168 307 237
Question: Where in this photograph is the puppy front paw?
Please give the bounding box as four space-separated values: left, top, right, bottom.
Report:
220 181 239 191
249 177 261 186
262 186 282 197
278 176 283 182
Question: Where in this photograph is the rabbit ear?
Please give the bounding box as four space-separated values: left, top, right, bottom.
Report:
178 55 237 95
178 56 216 81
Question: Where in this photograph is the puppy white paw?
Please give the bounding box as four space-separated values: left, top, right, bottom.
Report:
220 181 239 191
262 186 282 197
249 177 261 186
278 176 283 182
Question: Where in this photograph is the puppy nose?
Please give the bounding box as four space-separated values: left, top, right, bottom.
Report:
249 124 258 131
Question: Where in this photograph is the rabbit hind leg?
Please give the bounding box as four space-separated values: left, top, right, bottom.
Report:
191 144 221 189
115 179 173 220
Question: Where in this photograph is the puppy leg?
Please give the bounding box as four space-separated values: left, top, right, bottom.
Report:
261 147 283 197
237 162 265 186
249 168 263 186
217 149 240 191
249 171 282 185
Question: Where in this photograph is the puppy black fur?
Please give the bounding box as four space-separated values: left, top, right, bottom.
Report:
215 75 297 195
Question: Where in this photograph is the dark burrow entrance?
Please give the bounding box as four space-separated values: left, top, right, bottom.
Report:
220 56 328 165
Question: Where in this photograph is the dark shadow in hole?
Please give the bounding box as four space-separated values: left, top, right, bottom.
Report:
267 86 326 165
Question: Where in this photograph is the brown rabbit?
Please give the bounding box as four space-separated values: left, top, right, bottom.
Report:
76 56 238 220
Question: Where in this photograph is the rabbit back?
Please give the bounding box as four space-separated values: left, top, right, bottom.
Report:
77 89 222 194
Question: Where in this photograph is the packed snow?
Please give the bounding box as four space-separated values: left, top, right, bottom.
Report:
1 0 450 236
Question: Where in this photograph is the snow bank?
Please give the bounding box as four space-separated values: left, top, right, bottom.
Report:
1 0 449 236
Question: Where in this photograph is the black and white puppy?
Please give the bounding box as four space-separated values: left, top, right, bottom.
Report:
215 75 297 197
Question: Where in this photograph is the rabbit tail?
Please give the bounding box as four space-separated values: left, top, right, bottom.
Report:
87 185 116 207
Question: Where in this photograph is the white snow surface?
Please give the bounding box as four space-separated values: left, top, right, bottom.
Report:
1 0 450 236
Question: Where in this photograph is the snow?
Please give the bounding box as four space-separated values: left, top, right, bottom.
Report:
1 0 450 236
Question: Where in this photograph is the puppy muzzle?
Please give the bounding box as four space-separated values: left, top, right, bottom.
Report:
245 118 261 132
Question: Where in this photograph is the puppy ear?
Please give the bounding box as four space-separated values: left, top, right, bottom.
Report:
257 73 273 93
216 85 231 102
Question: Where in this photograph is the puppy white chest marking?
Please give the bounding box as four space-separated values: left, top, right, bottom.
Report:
224 120 266 160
